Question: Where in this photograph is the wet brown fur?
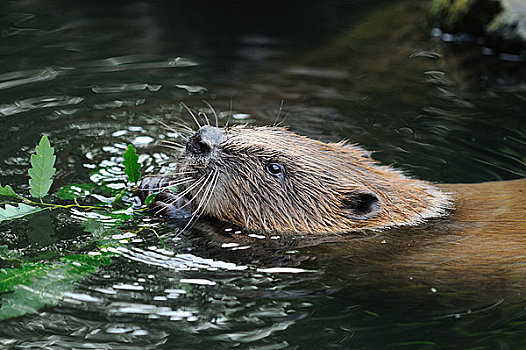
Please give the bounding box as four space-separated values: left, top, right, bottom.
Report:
177 125 453 234
310 178 526 289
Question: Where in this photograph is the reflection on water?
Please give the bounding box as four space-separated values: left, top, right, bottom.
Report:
1 0 526 349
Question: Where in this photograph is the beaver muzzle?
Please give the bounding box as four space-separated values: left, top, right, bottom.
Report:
186 126 224 156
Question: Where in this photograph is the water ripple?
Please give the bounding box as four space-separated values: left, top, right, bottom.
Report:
283 66 349 79
0 95 84 117
92 83 162 94
82 56 199 73
175 84 207 94
109 246 249 272
211 321 295 343
108 302 195 321
0 55 197 98
0 67 61 91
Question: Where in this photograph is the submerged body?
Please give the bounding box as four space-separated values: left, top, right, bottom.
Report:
431 179 526 275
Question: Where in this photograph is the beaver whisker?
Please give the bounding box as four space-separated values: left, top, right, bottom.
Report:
149 118 194 151
176 170 215 211
160 140 190 151
188 164 209 171
141 183 187 193
170 170 198 176
153 175 207 216
275 112 290 127
205 171 220 211
169 121 195 135
196 111 209 126
161 140 186 148
168 174 208 202
150 117 178 133
148 177 195 191
161 144 184 150
151 118 194 140
177 209 201 236
181 102 202 129
170 154 187 163
192 169 219 216
174 174 219 234
161 145 185 152
203 100 220 128
161 141 185 148
273 100 285 126
223 96 235 128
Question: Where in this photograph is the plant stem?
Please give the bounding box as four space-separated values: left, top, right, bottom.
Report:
14 195 106 211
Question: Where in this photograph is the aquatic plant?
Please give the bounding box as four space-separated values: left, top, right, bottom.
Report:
0 136 158 320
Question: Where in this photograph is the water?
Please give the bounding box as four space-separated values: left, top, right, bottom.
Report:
1 0 526 349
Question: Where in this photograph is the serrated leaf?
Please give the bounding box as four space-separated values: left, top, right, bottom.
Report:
122 144 141 183
28 135 56 198
0 203 44 223
57 183 95 200
0 184 16 197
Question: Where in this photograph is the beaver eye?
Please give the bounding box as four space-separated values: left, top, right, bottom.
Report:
266 162 284 177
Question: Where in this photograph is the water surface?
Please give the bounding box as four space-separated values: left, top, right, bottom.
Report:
1 1 526 349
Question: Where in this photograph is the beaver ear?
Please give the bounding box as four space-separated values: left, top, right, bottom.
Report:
343 191 381 220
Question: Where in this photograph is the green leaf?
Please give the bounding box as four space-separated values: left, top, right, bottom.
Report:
145 193 157 205
27 211 54 247
0 262 50 293
167 184 180 193
82 220 107 240
0 254 113 320
110 189 126 205
108 208 133 222
0 203 45 223
28 135 56 198
57 183 95 200
0 184 16 197
0 245 21 261
122 144 141 183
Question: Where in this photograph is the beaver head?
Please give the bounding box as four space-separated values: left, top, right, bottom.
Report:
174 125 452 234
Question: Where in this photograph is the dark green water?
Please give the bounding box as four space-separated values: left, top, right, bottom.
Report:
1 0 526 349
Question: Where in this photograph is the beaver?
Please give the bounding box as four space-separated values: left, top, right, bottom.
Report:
138 123 526 286
140 124 456 234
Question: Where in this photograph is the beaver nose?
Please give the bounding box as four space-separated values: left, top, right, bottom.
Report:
186 126 224 155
